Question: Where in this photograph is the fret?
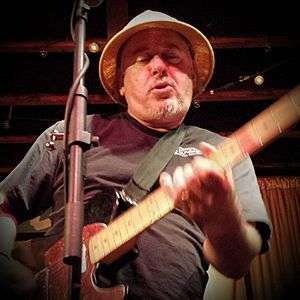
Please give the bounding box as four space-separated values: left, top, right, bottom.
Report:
250 120 264 147
124 208 138 237
232 124 259 157
132 204 147 233
215 138 243 168
231 133 246 157
145 197 160 223
250 112 277 147
151 195 163 219
143 198 153 224
271 92 300 131
113 207 139 243
153 190 172 218
136 202 146 226
289 90 300 117
135 204 148 232
230 132 251 164
142 199 155 227
100 230 113 258
209 148 227 170
90 232 103 261
269 106 283 134
95 231 105 259
127 203 149 235
110 222 123 248
117 217 129 243
89 237 99 263
146 200 155 223
123 213 134 238
163 189 174 212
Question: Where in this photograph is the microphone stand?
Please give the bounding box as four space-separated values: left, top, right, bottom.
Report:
63 1 91 299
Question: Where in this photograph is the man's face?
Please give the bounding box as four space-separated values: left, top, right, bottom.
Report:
119 28 196 130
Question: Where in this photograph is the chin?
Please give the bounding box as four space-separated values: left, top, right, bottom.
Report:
163 97 188 115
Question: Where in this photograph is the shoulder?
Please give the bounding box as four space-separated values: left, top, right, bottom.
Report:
183 125 226 147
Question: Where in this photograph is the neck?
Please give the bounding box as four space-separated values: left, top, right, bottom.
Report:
127 112 181 132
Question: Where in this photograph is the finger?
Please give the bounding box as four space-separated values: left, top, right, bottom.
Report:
173 166 187 191
192 156 224 178
199 142 217 157
191 157 229 192
183 163 194 179
160 171 188 204
182 163 202 199
159 172 175 199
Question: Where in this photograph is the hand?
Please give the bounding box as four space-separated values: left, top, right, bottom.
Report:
160 142 262 278
160 142 242 234
0 253 37 299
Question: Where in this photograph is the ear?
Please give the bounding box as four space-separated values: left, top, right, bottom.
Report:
115 65 125 97
191 62 199 97
119 86 125 96
191 61 198 86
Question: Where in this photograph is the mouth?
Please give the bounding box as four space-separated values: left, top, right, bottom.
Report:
153 82 170 89
150 82 174 95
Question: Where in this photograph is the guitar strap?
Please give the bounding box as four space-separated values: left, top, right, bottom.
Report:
15 124 186 237
124 124 186 202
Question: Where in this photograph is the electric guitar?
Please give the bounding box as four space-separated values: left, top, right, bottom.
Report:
17 85 300 299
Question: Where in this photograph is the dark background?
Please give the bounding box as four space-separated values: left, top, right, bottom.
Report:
0 0 299 180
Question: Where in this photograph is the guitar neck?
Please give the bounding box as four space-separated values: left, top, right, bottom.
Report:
89 188 173 264
89 85 300 265
212 85 300 168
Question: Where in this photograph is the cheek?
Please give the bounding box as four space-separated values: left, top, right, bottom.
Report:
170 69 194 92
124 71 148 97
169 65 194 83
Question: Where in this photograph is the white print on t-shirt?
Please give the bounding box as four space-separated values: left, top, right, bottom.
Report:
174 146 202 158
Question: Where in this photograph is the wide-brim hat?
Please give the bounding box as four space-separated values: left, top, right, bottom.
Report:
99 10 215 105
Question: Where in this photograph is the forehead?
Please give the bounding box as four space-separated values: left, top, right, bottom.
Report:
121 28 191 55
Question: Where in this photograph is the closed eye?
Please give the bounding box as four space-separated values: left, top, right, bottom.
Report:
165 55 181 64
162 51 182 64
135 54 151 64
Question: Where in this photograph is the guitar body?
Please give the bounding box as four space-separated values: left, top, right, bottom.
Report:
34 223 127 300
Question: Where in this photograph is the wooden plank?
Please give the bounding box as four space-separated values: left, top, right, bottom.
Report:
0 36 298 53
106 0 128 38
0 39 106 53
0 89 288 106
0 93 112 105
198 89 288 102
1 163 300 177
209 36 300 49
0 130 299 145
0 135 38 143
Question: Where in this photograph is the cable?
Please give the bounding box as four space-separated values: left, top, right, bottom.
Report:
63 52 90 205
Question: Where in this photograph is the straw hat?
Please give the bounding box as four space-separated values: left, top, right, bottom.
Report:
99 10 215 104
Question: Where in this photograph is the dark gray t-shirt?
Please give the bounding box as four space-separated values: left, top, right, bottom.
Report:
0 112 271 299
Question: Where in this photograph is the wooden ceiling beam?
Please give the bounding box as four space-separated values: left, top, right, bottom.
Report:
209 36 300 49
0 89 288 106
1 163 300 176
1 130 299 144
106 0 128 38
0 36 298 53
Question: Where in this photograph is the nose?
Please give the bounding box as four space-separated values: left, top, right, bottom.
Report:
150 55 167 77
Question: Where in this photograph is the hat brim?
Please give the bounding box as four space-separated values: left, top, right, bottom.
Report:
99 20 215 104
